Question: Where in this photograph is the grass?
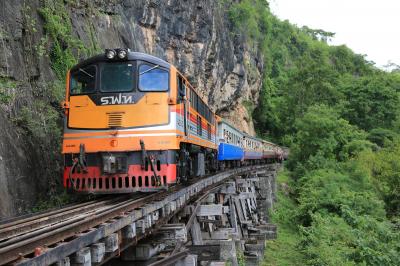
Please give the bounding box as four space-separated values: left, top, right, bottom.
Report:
262 170 306 266
262 220 304 266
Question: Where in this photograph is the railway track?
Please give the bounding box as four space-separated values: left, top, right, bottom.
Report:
0 165 268 265
0 192 163 265
0 197 130 244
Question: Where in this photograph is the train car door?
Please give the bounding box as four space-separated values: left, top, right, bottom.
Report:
177 75 188 137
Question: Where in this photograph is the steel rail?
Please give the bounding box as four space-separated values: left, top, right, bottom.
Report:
0 197 141 249
0 198 112 229
0 196 128 242
0 192 166 264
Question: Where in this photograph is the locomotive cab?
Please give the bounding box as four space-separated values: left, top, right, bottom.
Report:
67 49 170 130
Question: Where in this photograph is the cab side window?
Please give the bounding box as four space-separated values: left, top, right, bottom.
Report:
70 65 96 95
138 64 169 92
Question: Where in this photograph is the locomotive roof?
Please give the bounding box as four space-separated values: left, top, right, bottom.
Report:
71 51 171 71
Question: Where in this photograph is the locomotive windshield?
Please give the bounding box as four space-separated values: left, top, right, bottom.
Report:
70 62 169 95
100 63 134 92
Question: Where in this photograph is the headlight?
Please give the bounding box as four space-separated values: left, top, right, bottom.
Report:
105 49 116 59
117 49 127 59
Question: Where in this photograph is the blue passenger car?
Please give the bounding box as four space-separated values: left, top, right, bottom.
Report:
218 143 244 161
217 120 245 161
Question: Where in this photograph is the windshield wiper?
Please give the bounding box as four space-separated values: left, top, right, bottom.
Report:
139 65 160 75
79 68 94 78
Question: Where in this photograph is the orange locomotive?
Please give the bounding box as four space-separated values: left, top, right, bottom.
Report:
62 49 218 193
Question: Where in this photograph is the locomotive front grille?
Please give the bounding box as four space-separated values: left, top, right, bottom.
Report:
107 112 124 128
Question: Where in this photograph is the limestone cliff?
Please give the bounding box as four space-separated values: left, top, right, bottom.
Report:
0 0 264 217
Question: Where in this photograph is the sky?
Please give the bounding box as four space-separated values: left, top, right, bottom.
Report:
269 0 400 69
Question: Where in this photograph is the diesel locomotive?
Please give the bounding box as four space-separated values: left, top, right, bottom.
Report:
62 49 284 194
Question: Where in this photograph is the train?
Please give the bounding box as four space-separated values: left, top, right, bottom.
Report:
61 49 285 194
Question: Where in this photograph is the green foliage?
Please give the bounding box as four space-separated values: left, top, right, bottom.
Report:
289 105 371 176
0 77 17 104
35 36 50 57
237 250 245 266
355 140 400 216
328 45 374 75
228 0 260 40
242 100 255 116
301 26 335 42
367 128 398 147
295 168 400 265
14 100 61 142
227 0 271 52
31 191 96 213
339 73 400 131
299 211 400 266
225 1 400 264
18 0 100 207
38 0 87 80
262 171 306 266
31 191 72 212
297 169 385 222
11 97 65 202
300 213 358 266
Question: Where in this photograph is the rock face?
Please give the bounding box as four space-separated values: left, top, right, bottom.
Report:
0 111 38 217
0 0 263 217
69 0 263 132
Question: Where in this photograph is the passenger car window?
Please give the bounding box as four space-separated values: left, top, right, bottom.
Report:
100 63 134 92
70 65 96 95
139 64 169 92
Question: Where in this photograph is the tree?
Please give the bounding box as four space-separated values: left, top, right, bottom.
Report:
340 74 400 131
289 104 370 175
357 140 400 216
